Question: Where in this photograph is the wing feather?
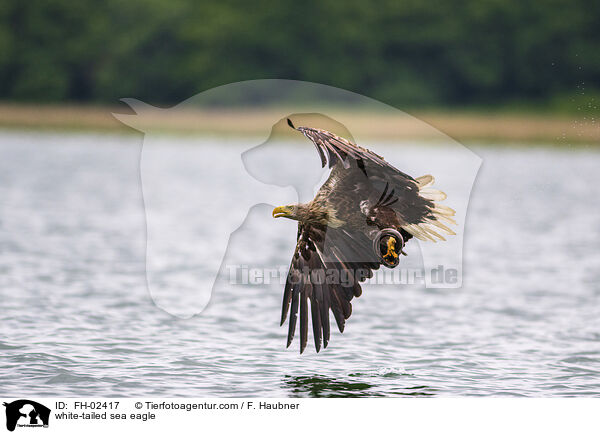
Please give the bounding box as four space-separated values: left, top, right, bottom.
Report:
286 284 300 348
289 120 456 232
280 265 294 326
310 290 322 352
300 288 309 353
281 223 380 352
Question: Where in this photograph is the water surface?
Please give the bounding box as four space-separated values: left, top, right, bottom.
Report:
1 131 599 397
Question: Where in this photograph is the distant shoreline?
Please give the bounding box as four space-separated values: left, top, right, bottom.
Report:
0 102 597 145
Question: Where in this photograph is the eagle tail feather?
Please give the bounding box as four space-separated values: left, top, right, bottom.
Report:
402 175 457 242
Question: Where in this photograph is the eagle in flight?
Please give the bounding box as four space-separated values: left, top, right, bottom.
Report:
272 119 456 353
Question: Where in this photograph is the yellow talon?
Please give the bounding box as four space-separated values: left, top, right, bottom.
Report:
383 237 398 260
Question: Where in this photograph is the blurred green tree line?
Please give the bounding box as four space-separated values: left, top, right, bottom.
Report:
0 0 598 110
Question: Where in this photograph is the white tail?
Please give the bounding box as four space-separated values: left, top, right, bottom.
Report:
402 175 456 242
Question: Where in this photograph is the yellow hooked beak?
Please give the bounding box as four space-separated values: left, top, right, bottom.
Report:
272 206 291 218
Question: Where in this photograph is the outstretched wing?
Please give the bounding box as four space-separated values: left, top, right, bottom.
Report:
280 222 380 353
289 119 456 241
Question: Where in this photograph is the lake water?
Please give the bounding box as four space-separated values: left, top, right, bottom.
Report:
1 130 599 397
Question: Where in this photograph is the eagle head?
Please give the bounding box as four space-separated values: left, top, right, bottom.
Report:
272 204 300 220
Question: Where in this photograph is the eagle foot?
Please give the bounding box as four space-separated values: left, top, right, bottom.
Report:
383 237 399 260
373 228 405 268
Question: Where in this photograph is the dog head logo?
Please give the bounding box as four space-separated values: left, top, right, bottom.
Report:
3 400 50 432
113 80 480 319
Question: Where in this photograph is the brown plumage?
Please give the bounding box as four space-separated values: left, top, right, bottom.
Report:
272 119 456 353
